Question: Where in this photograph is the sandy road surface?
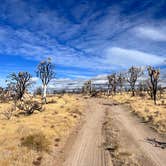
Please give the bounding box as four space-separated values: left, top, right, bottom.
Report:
63 98 111 166
103 102 166 166
62 98 166 166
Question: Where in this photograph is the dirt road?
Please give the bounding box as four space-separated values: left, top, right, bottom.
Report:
62 98 166 166
63 98 111 166
104 103 166 166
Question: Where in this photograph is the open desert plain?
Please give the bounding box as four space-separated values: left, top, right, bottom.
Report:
0 0 166 166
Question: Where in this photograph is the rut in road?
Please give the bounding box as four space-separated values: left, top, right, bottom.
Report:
63 98 109 166
63 98 166 166
104 103 166 166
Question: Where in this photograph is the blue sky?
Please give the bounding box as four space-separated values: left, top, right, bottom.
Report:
0 0 166 87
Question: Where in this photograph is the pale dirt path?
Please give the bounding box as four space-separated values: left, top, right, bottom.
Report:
62 98 166 166
63 98 110 166
104 103 166 166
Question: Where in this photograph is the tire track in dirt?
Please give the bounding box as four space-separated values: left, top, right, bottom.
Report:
63 98 166 166
104 103 166 166
63 98 110 166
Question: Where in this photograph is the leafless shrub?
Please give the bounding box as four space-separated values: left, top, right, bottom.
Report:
16 99 43 115
1 105 16 120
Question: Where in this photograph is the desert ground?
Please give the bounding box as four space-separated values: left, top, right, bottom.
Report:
0 94 84 166
0 93 165 166
0 1 165 166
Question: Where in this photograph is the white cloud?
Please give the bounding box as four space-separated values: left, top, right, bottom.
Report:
105 47 165 67
49 78 87 91
0 0 165 79
92 79 108 85
135 26 166 41
31 77 39 82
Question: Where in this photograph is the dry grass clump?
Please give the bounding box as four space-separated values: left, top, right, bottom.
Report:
112 93 166 134
0 94 84 166
21 132 50 152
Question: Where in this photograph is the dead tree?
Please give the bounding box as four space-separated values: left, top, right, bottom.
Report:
147 66 160 104
36 58 55 103
127 66 142 96
107 74 117 95
7 72 32 101
117 73 125 93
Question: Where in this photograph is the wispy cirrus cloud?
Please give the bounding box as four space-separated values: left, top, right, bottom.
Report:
105 47 165 68
0 0 165 83
134 26 166 41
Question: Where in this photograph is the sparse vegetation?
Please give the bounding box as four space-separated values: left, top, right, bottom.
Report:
80 65 165 135
0 95 83 165
0 56 165 166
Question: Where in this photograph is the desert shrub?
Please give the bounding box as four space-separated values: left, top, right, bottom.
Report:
1 105 16 119
16 100 43 115
21 132 50 152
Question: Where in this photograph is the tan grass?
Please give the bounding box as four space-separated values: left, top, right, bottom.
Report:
0 94 84 166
